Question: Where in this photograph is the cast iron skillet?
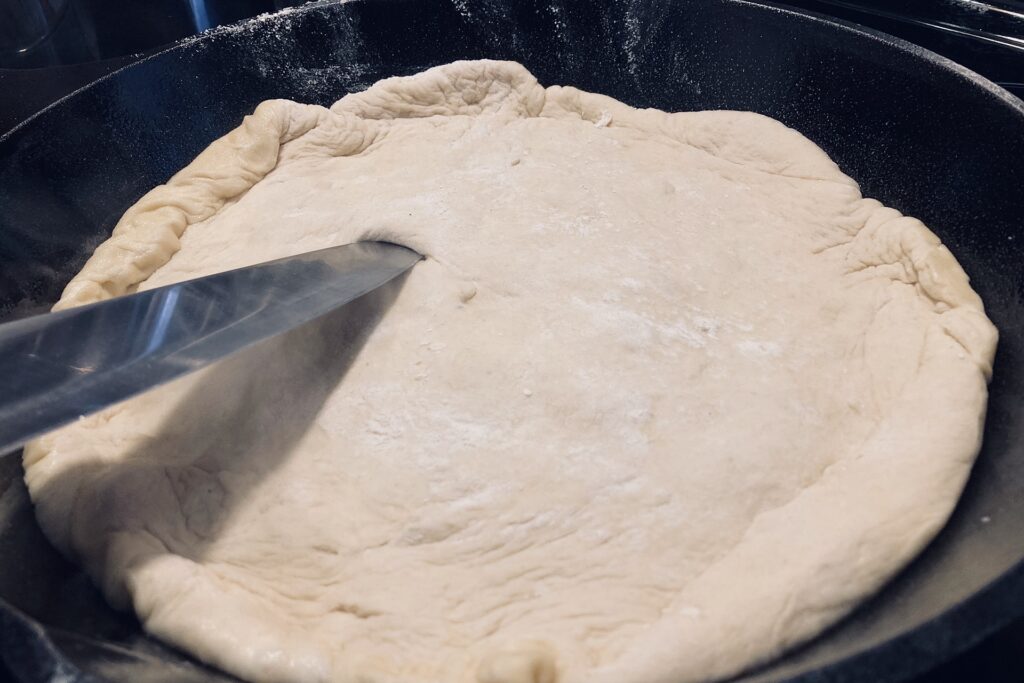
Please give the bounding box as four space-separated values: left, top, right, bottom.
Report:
1 1 1023 681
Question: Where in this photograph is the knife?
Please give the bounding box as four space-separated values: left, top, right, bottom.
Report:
0 241 421 455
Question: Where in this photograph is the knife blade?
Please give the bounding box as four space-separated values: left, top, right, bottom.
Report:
0 241 421 455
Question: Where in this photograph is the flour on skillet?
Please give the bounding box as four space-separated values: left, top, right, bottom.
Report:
178 2 373 99
25 60 996 683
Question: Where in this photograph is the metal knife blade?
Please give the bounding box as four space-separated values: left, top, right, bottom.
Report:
0 241 421 455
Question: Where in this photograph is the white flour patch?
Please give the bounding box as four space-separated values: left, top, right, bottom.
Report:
735 340 782 357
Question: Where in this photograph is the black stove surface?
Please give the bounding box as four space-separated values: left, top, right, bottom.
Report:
0 1 1022 682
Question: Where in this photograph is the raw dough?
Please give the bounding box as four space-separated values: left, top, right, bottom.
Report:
24 60 997 683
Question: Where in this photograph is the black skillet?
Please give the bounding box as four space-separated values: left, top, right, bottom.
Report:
1 1 1023 681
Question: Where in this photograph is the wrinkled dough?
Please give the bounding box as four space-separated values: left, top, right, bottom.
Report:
26 60 996 683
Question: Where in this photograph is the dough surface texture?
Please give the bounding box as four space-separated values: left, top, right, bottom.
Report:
25 61 996 683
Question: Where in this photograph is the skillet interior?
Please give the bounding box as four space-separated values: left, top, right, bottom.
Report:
1 1 1023 681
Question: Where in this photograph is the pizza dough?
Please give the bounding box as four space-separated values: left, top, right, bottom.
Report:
24 60 996 683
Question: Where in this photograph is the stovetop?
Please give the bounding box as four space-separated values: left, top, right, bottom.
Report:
0 1 1022 681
